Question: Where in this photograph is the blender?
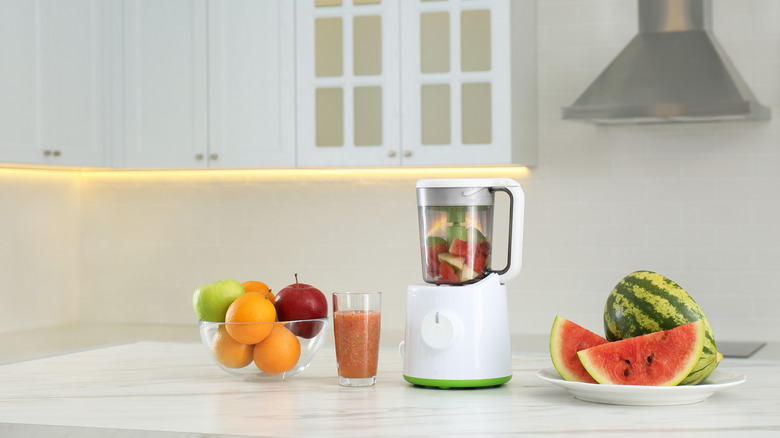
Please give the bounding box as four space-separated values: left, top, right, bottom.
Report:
401 178 524 388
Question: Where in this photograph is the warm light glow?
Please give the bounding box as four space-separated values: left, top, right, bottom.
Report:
0 165 80 179
79 165 530 181
2 163 530 182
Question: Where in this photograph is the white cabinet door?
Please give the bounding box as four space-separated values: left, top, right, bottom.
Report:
400 0 512 166
295 0 528 167
207 0 295 168
119 0 294 169
296 1 401 167
120 0 209 168
0 0 106 167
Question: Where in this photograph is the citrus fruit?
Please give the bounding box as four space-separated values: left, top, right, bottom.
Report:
211 325 253 368
253 323 301 375
241 280 275 302
225 293 277 344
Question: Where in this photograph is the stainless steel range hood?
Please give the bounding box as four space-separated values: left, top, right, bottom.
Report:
562 0 771 124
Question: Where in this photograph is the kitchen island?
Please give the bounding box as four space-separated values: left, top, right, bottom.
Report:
0 328 778 437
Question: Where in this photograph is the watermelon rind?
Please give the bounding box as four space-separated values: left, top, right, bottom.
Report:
578 320 705 386
603 270 720 385
549 316 609 383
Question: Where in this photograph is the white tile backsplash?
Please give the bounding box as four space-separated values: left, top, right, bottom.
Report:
2 0 780 345
0 170 81 333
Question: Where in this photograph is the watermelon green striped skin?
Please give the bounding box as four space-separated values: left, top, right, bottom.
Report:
603 271 722 385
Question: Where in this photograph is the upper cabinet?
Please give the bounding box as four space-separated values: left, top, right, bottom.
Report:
116 0 295 168
207 0 296 168
1 0 534 169
295 0 536 167
0 0 107 167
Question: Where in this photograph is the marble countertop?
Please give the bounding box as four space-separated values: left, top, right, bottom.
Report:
1 326 779 437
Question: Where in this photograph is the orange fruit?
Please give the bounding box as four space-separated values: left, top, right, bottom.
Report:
225 293 277 344
241 280 275 302
211 325 254 368
253 323 301 375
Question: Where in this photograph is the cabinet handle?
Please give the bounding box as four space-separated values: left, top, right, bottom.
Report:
43 149 53 156
209 153 218 160
387 150 397 157
403 150 412 157
195 153 204 160
53 150 61 157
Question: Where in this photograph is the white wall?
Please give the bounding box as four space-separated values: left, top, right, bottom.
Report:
531 0 780 340
4 0 780 344
0 170 81 333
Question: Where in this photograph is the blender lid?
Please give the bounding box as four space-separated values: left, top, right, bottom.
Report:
416 178 522 207
416 178 521 189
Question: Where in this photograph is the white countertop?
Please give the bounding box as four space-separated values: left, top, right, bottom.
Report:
1 326 779 437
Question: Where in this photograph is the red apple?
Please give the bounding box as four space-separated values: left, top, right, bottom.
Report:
274 274 328 339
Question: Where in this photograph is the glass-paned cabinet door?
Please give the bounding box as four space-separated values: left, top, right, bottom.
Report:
296 0 400 166
401 0 511 165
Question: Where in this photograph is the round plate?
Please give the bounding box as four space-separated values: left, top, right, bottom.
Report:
537 367 746 406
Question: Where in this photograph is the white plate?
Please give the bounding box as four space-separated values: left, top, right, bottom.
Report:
537 367 746 406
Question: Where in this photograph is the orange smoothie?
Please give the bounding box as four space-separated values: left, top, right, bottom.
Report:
333 310 381 378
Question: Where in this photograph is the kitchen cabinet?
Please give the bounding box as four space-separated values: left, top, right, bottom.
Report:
0 0 107 167
295 0 536 167
116 0 294 168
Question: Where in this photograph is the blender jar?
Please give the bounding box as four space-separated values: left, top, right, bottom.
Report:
417 186 494 285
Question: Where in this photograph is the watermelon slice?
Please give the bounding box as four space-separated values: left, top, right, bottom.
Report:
438 261 459 283
448 238 469 258
549 316 609 383
578 320 705 386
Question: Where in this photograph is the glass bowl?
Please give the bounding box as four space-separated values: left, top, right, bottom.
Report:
199 318 329 380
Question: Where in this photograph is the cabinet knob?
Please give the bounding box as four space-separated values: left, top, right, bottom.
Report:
195 153 204 160
387 150 397 157
43 149 53 156
53 150 61 157
403 150 412 157
209 153 218 160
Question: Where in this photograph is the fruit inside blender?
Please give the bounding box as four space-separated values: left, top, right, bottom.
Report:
420 206 492 285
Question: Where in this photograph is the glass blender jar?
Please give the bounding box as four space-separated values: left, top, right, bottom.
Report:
417 179 521 285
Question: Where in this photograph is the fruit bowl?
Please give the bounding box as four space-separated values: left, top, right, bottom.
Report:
199 318 329 380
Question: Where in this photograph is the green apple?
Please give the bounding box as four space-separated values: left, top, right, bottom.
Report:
192 279 245 322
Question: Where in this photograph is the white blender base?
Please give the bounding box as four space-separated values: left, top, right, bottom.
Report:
402 274 512 388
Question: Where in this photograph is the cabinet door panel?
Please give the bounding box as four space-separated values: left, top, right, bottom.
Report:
47 0 106 166
207 0 295 168
121 0 208 168
0 0 106 167
296 1 401 167
400 1 512 166
0 0 40 163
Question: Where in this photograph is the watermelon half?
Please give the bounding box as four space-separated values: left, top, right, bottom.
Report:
578 320 705 386
549 316 609 383
603 270 721 385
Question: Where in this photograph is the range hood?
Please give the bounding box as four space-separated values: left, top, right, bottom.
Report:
562 0 771 124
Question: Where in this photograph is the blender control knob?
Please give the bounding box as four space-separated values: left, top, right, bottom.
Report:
420 311 458 349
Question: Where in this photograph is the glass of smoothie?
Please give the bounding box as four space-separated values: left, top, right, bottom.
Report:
332 292 381 387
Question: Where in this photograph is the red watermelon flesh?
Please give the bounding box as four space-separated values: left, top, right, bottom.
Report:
448 239 469 257
549 316 609 383
578 320 705 386
438 261 459 283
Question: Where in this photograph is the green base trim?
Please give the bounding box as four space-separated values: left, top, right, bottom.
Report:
403 375 512 389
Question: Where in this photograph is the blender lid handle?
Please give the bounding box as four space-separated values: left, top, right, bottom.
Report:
489 185 524 284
